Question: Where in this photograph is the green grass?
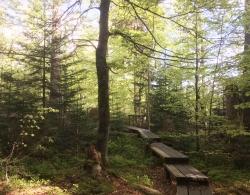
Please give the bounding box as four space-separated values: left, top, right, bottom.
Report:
0 176 68 195
4 130 249 194
0 131 157 194
108 132 156 187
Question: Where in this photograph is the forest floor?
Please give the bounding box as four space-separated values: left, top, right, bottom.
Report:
0 166 171 195
0 131 250 195
1 168 250 195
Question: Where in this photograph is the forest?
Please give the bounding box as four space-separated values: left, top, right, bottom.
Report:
0 0 249 194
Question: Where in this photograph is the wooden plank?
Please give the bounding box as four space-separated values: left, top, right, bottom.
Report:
126 126 148 132
165 164 185 178
200 186 212 195
165 164 209 186
151 144 172 158
175 164 208 183
164 164 190 185
187 165 209 181
150 143 189 164
139 130 160 140
151 143 188 158
125 126 146 136
176 185 188 195
126 126 160 140
188 186 201 195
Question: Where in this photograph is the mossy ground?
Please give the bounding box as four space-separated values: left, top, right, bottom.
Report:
0 131 249 194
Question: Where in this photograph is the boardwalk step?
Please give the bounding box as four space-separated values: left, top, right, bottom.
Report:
125 125 212 194
126 126 160 140
164 164 209 185
139 130 160 140
126 126 150 134
174 185 212 195
150 142 189 164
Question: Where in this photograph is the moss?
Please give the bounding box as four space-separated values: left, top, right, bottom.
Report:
71 178 114 195
0 176 68 195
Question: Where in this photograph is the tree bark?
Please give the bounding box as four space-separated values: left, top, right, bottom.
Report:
49 0 61 109
243 0 250 130
194 1 200 151
96 0 111 165
208 16 224 133
42 0 46 109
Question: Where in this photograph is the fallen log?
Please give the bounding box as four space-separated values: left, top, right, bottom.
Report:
134 184 162 195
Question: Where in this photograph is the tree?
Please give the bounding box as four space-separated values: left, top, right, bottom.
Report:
95 0 111 165
242 0 250 130
49 0 62 109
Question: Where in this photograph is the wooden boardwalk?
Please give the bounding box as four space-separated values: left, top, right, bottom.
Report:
126 126 161 141
164 164 209 185
125 125 212 195
150 142 189 164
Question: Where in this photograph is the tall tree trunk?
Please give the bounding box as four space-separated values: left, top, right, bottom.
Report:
146 64 151 130
243 0 250 130
208 17 224 133
194 2 200 151
96 0 111 165
42 0 46 109
50 0 61 109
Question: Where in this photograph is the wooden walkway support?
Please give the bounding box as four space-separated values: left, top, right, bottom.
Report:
126 126 160 141
150 142 189 164
125 125 212 195
128 115 146 127
164 164 209 185
176 185 212 195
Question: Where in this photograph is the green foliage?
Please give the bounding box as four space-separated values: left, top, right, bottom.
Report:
159 132 197 151
72 179 113 195
7 176 49 189
0 0 250 193
0 176 67 195
126 174 153 187
160 130 250 185
108 133 155 188
109 133 154 166
151 67 191 131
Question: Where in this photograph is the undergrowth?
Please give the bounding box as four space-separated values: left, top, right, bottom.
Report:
0 131 156 194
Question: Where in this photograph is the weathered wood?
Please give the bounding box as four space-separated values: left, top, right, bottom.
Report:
175 164 208 183
200 185 212 195
126 126 160 140
150 143 189 164
172 183 212 195
140 130 161 140
166 164 185 181
126 125 149 133
134 184 162 195
188 186 201 195
165 164 188 184
164 164 209 185
126 126 213 195
176 185 188 195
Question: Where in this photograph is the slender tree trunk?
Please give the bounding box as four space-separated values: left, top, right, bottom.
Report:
96 0 111 165
42 1 46 109
243 0 250 130
194 2 200 151
134 69 137 115
208 16 224 133
146 64 151 130
50 0 61 109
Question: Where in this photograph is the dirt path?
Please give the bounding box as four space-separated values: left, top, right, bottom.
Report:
109 177 143 195
0 182 65 195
